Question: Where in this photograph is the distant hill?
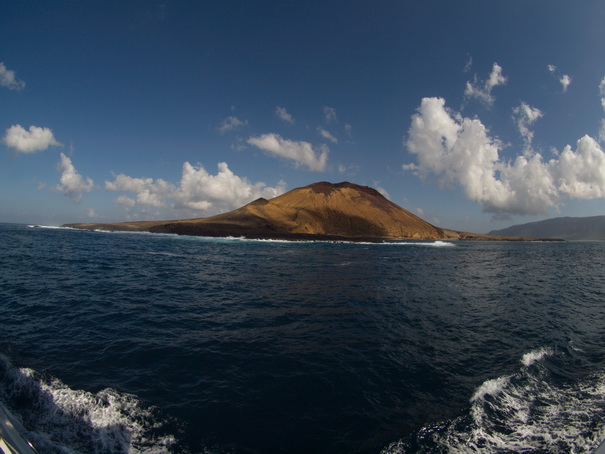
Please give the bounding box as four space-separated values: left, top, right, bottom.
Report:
488 216 605 240
64 181 544 241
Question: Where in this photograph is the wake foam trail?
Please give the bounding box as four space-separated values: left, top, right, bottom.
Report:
0 355 176 453
383 347 605 453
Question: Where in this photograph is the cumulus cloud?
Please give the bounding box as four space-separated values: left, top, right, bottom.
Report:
173 162 286 211
3 124 62 153
512 102 543 151
218 116 247 134
115 194 136 210
105 174 174 207
247 133 328 171
56 153 94 202
464 62 507 107
105 161 286 215
404 97 605 216
317 127 338 143
0 62 25 90
275 106 294 124
323 106 337 123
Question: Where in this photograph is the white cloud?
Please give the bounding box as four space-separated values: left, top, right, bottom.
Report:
218 116 247 134
3 124 62 153
56 153 94 202
247 133 329 171
404 97 605 216
105 161 287 215
0 62 25 90
323 106 337 123
115 194 136 210
173 161 286 211
105 174 173 207
560 74 572 93
464 62 507 107
317 127 338 143
275 106 294 124
599 78 605 144
512 102 543 151
555 135 605 199
600 77 605 112
548 65 572 93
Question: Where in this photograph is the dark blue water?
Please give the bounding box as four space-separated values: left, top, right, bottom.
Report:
1 223 605 453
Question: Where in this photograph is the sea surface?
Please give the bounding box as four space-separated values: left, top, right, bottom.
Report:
1 222 605 453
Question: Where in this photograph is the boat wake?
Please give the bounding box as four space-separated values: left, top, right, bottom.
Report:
0 355 176 453
383 346 605 453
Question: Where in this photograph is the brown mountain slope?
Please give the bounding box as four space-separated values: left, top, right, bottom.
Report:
63 181 546 241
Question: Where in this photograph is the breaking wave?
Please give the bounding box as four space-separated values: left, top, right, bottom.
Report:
0 355 176 454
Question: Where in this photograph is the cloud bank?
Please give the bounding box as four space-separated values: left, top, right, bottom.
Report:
404 97 605 216
56 153 94 202
0 62 25 90
247 133 328 171
105 162 286 214
3 125 62 153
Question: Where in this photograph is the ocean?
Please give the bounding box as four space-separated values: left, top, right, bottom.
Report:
1 222 605 454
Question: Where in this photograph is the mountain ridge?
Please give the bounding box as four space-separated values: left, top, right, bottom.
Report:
489 215 605 240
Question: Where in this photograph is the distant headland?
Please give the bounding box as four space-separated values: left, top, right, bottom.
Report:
63 181 558 241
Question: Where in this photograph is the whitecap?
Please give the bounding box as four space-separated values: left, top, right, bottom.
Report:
470 375 510 402
521 347 553 367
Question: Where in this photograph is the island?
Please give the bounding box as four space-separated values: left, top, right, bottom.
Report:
63 181 557 242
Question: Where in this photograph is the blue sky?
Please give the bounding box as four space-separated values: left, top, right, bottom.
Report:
2 1 605 233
